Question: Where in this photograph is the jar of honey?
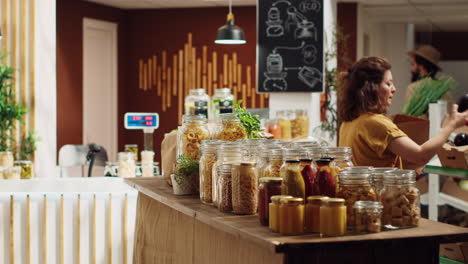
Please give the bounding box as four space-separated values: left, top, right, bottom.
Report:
269 195 292 233
258 177 283 226
305 196 328 233
279 197 304 235
320 198 346 237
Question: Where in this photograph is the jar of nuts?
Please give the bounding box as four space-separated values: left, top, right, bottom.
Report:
380 170 420 229
336 171 377 227
371 167 397 200
354 201 383 233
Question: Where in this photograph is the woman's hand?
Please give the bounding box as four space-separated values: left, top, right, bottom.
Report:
444 104 468 130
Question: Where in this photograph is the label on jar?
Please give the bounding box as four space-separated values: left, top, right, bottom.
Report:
193 100 208 117
213 99 233 115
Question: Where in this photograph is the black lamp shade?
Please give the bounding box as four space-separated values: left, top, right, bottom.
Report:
215 19 246 44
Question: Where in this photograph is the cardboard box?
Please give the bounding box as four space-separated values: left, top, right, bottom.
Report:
441 177 468 203
437 144 468 170
440 243 468 263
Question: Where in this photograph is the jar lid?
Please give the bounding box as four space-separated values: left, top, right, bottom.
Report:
124 144 138 147
371 167 397 177
280 197 304 204
215 88 232 94
14 160 32 164
353 200 378 209
259 177 283 183
343 166 373 172
315 158 331 164
365 202 383 211
306 196 328 204
338 171 371 182
383 169 416 184
240 162 256 167
183 114 208 123
271 195 293 203
285 160 300 163
325 198 345 206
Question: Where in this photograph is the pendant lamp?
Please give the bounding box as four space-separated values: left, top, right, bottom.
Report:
215 0 246 44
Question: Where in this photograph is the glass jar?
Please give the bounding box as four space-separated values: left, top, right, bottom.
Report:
276 110 292 141
212 142 241 206
279 197 304 235
300 158 314 198
140 151 155 177
320 198 346 237
258 177 283 226
263 148 283 178
327 147 353 190
266 119 282 139
305 196 328 233
232 162 258 214
240 138 265 164
312 159 336 197
0 151 14 168
336 171 377 227
291 109 309 140
269 195 292 232
185 88 210 117
199 140 219 204
210 88 234 119
178 115 210 160
3 166 21 179
257 146 269 179
14 160 34 179
371 167 397 200
215 113 247 141
281 160 305 199
124 144 138 161
365 202 383 233
118 152 136 177
380 170 420 228
217 163 234 212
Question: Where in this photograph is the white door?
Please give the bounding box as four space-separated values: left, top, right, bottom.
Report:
83 18 118 162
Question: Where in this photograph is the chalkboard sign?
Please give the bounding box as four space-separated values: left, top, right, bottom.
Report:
257 0 324 93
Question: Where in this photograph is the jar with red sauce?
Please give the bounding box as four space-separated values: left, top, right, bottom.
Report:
258 177 283 226
313 158 336 197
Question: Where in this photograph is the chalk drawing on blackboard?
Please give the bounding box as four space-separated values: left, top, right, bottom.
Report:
298 66 322 89
263 52 288 91
299 0 321 13
266 7 284 37
302 44 317 65
272 0 292 7
295 20 317 40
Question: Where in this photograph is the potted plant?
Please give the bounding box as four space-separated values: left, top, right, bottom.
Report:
171 155 199 195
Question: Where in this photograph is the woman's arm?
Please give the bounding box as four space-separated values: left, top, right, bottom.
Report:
387 104 468 166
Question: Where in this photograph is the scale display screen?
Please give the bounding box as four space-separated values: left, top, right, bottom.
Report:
124 113 159 129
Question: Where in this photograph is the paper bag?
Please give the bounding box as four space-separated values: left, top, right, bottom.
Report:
161 130 178 186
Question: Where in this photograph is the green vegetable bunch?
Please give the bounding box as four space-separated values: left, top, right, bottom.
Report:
402 74 457 117
234 100 261 138
173 155 199 188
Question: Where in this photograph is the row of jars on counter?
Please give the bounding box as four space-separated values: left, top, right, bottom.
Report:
0 151 33 179
107 150 160 177
265 109 309 140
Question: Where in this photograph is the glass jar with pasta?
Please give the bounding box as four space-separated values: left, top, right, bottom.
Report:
291 109 309 140
231 162 258 215
214 113 247 141
212 142 242 206
178 115 210 160
199 140 220 204
276 110 292 141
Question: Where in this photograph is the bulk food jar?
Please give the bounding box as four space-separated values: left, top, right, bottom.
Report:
185 88 210 117
354 201 384 233
118 152 136 177
312 159 336 197
263 148 283 178
380 170 420 228
336 171 377 227
14 160 34 179
177 115 210 160
291 109 309 140
210 88 234 119
280 160 306 199
299 150 315 198
199 140 220 204
326 147 354 185
214 113 247 141
212 142 242 206
217 163 234 212
371 167 396 200
232 162 258 214
258 177 282 225
276 110 292 141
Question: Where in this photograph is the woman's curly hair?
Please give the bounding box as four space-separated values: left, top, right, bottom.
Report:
338 56 392 122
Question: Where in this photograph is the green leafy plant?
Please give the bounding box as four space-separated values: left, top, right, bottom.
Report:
234 100 261 138
173 155 199 187
0 54 28 151
18 131 41 160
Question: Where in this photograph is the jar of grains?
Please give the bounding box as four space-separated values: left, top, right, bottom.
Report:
199 140 220 204
217 163 234 212
212 142 242 206
177 115 210 160
231 162 258 214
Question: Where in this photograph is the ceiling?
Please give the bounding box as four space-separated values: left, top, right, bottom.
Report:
84 0 468 31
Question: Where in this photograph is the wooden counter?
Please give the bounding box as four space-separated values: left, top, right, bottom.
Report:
126 178 468 264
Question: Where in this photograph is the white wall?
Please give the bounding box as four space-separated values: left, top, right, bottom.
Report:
268 0 337 145
35 0 57 177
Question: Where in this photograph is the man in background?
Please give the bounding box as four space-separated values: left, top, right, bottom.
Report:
402 45 456 117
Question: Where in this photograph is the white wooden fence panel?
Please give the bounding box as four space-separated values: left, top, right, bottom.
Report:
94 195 107 264
30 199 40 264
13 199 23 264
125 194 137 264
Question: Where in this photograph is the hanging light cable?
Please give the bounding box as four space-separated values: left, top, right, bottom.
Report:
214 0 246 44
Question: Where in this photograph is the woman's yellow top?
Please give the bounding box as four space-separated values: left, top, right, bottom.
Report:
338 112 407 167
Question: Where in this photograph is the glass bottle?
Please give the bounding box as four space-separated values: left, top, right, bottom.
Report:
336 171 377 227
177 115 210 160
380 170 420 228
231 162 258 214
327 147 354 190
217 163 234 212
124 144 139 161
210 88 234 119
269 195 292 232
280 160 306 199
199 140 219 204
263 148 283 178
258 177 283 226
185 88 210 117
371 167 396 200
212 142 242 206
313 159 336 197
305 196 328 233
118 152 136 177
299 150 315 198
291 109 309 140
279 197 305 235
320 198 346 237
277 110 292 141
215 113 247 141
14 160 34 179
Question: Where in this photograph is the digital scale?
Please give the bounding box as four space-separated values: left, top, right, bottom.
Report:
124 112 159 151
